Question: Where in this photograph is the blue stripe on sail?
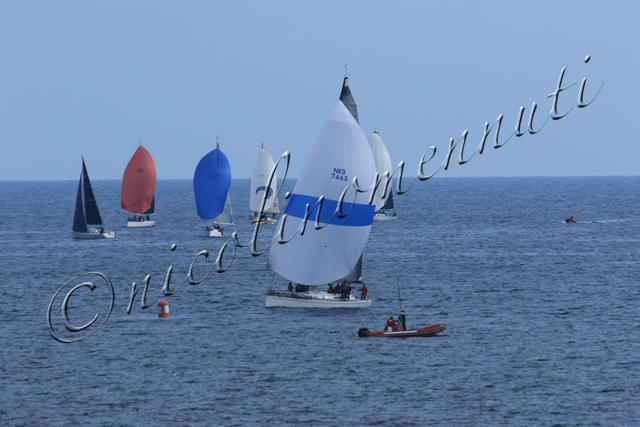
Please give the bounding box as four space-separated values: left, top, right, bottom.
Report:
284 194 374 227
255 186 273 199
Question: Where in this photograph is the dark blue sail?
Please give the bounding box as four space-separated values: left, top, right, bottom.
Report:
339 76 359 125
82 159 103 225
143 196 155 215
72 172 88 233
381 191 394 210
193 149 231 220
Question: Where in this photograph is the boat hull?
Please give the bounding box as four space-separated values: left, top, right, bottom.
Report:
72 230 115 239
266 291 371 308
373 212 397 221
251 218 276 225
127 220 155 228
359 323 446 337
205 228 223 237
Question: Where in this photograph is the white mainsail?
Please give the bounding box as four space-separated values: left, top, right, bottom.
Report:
368 130 394 211
250 145 280 215
267 101 376 285
214 193 234 225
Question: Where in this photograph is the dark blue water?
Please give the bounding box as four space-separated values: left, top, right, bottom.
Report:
2 177 640 426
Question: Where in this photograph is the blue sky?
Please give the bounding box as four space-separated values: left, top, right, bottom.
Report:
1 1 636 180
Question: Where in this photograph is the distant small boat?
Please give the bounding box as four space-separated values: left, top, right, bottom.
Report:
250 144 279 224
72 158 114 239
358 323 447 338
565 215 578 223
369 130 397 220
193 138 232 237
121 144 156 227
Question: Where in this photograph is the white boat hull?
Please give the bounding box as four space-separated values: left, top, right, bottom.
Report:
205 228 223 237
127 220 155 228
72 229 114 239
373 212 396 221
265 291 371 308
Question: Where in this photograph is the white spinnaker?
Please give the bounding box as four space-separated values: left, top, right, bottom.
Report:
267 101 376 285
250 146 280 214
368 131 393 210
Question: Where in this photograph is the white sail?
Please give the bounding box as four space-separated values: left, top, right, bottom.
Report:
250 145 280 215
267 101 376 285
214 193 234 225
369 130 394 211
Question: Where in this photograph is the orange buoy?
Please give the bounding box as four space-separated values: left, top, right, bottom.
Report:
158 301 170 318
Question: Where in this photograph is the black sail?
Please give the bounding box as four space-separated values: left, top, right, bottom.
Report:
339 254 363 283
72 172 88 233
381 191 395 210
339 76 359 125
143 196 155 215
82 159 103 225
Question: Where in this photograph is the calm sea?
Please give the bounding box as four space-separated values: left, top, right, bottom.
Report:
1 177 639 426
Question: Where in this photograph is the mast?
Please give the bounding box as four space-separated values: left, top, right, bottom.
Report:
339 69 365 279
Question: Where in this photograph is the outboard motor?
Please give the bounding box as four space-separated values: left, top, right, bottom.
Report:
357 327 370 337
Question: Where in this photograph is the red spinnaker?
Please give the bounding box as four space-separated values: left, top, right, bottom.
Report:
121 146 156 214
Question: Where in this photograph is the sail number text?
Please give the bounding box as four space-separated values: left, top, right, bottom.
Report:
331 168 348 181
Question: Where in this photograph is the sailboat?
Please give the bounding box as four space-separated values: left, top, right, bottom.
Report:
369 130 397 220
72 158 114 239
121 144 156 227
193 138 232 237
265 77 376 308
250 144 280 224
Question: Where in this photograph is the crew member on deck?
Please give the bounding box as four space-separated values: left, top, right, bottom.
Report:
339 281 350 299
288 282 294 292
327 283 335 293
399 310 406 331
386 316 397 332
359 283 367 300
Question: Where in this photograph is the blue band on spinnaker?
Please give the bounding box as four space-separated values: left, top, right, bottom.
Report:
284 194 375 227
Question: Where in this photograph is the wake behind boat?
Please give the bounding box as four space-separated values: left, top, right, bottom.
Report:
72 158 114 239
565 215 578 223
